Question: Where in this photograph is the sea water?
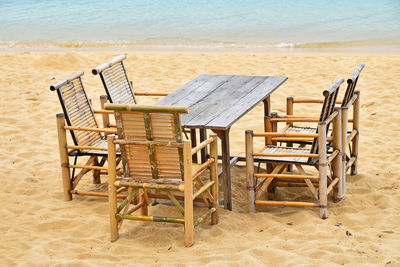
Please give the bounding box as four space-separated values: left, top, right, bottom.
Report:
0 0 399 49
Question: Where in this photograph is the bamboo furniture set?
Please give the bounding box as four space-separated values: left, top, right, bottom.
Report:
50 54 364 246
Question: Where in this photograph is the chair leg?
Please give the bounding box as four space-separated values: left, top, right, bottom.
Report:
184 140 194 247
245 130 256 213
57 114 72 201
184 197 194 247
139 189 148 216
351 91 360 176
108 136 119 242
319 167 328 219
333 107 343 202
92 156 102 184
318 122 328 219
286 97 294 172
267 181 276 200
210 134 219 224
341 106 348 190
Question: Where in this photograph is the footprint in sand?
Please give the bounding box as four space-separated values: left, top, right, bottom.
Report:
362 101 375 108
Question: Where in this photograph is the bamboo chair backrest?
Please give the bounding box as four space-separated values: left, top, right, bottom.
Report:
92 55 136 104
50 71 102 147
105 104 189 180
309 78 344 161
341 63 365 107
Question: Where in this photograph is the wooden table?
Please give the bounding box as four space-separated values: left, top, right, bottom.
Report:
157 74 288 210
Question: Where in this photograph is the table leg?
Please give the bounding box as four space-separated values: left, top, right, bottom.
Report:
263 96 274 173
213 128 232 210
190 129 198 163
199 128 208 163
263 95 271 117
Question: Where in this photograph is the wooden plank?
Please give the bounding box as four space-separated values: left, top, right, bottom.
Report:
206 76 288 129
173 75 234 107
155 74 208 105
184 76 265 127
156 74 231 106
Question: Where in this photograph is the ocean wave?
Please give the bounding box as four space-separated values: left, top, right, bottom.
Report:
1 39 400 53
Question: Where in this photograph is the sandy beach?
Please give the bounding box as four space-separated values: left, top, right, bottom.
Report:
0 50 399 266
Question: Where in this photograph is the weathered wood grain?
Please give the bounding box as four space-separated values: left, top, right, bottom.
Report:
206 76 287 129
157 74 287 129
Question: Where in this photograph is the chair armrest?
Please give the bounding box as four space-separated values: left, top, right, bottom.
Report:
253 132 319 138
93 109 114 114
285 115 319 119
135 92 169 96
191 136 217 155
270 117 319 123
290 98 342 105
64 125 117 134
253 131 332 141
67 145 108 151
292 98 324 104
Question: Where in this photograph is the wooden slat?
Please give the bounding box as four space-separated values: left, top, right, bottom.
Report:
156 74 232 106
185 76 264 127
102 62 135 104
59 77 102 146
156 74 287 130
206 76 288 129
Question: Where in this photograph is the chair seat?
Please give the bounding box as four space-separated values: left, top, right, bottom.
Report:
282 126 334 146
284 125 334 135
255 145 314 165
285 126 318 134
284 125 344 135
70 138 121 157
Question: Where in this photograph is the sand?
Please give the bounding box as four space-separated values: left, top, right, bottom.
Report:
0 50 399 266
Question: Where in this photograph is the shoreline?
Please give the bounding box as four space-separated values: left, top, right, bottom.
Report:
1 43 400 54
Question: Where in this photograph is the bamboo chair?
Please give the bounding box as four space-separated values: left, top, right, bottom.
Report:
246 78 344 219
284 64 364 192
105 104 219 247
92 54 168 105
340 64 364 177
92 54 198 158
50 71 120 201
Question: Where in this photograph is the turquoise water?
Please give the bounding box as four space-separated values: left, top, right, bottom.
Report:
0 0 399 48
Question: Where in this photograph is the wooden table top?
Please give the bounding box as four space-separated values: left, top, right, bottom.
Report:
156 74 288 130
